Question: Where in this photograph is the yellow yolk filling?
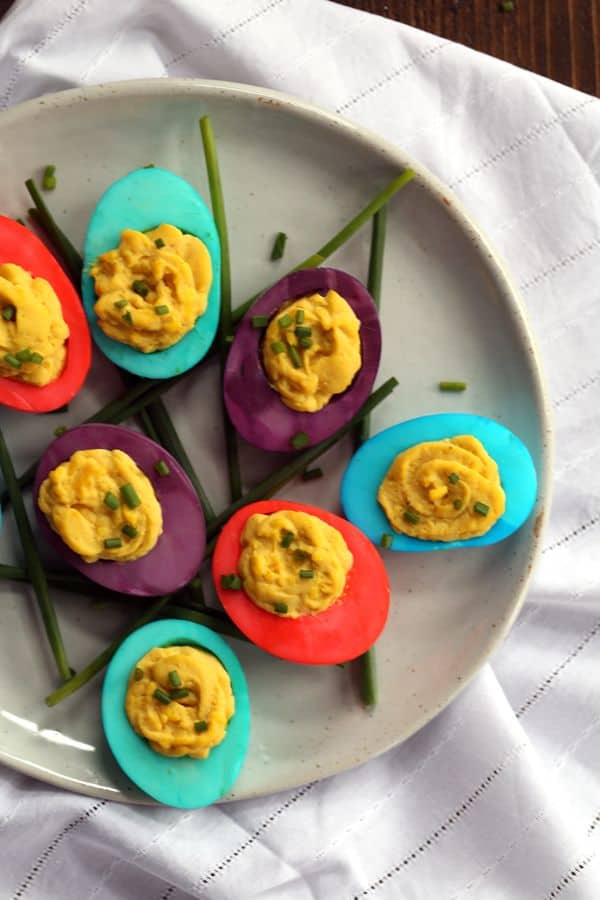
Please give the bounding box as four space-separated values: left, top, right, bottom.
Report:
377 435 506 541
238 510 353 618
38 448 163 563
261 290 361 412
0 263 68 386
125 645 235 759
90 224 212 353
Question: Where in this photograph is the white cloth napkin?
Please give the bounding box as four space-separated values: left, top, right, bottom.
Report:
1 1 600 898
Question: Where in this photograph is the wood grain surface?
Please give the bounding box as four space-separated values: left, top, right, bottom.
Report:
333 0 600 95
0 1 597 96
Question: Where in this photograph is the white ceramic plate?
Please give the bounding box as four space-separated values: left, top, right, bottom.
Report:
0 79 552 804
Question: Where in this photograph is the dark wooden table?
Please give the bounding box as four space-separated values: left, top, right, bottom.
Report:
0 1 597 96
334 1 600 95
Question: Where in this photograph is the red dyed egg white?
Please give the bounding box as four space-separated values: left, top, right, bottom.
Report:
212 499 390 665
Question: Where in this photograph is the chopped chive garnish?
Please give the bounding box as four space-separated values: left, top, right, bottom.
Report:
120 482 141 509
295 309 304 324
224 334 234 345
474 501 490 516
498 0 514 10
170 688 190 700
298 337 312 349
438 381 466 392
194 720 209 733
293 549 310 561
42 164 56 191
299 569 314 579
403 509 420 524
53 426 67 437
155 305 170 316
251 315 269 328
453 498 463 510
134 667 144 681
168 670 182 688
104 537 123 549
380 533 393 549
270 340 285 354
153 688 171 704
271 231 287 260
15 348 32 362
301 467 323 481
1 306 15 321
122 524 138 539
449 472 459 484
274 602 288 614
114 299 128 309
291 431 309 449
295 326 312 338
122 311 133 326
103 491 120 510
154 459 170 476
286 343 302 368
3 354 21 369
221 573 242 590
154 237 165 248
280 530 294 548
278 313 292 328
29 352 44 364
132 279 149 297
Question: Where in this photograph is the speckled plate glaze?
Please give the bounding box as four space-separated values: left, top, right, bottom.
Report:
0 79 552 806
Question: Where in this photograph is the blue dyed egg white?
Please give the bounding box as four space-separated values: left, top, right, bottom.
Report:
82 167 220 379
102 618 250 808
340 413 538 552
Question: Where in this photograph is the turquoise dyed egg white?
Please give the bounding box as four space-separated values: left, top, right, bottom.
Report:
82 167 221 378
340 413 538 552
101 619 250 808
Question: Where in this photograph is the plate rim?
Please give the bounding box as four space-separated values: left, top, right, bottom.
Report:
0 76 554 804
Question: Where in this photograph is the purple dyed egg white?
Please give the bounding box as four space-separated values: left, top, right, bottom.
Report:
224 268 382 453
33 424 205 596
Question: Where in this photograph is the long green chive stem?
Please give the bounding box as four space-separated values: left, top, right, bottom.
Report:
231 170 415 325
355 208 386 450
165 604 248 642
205 377 398 541
45 594 170 706
0 426 71 682
180 579 231 623
25 180 82 284
200 116 242 504
355 209 388 708
301 467 323 482
137 408 161 443
145 398 215 522
359 640 377 708
0 563 117 598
